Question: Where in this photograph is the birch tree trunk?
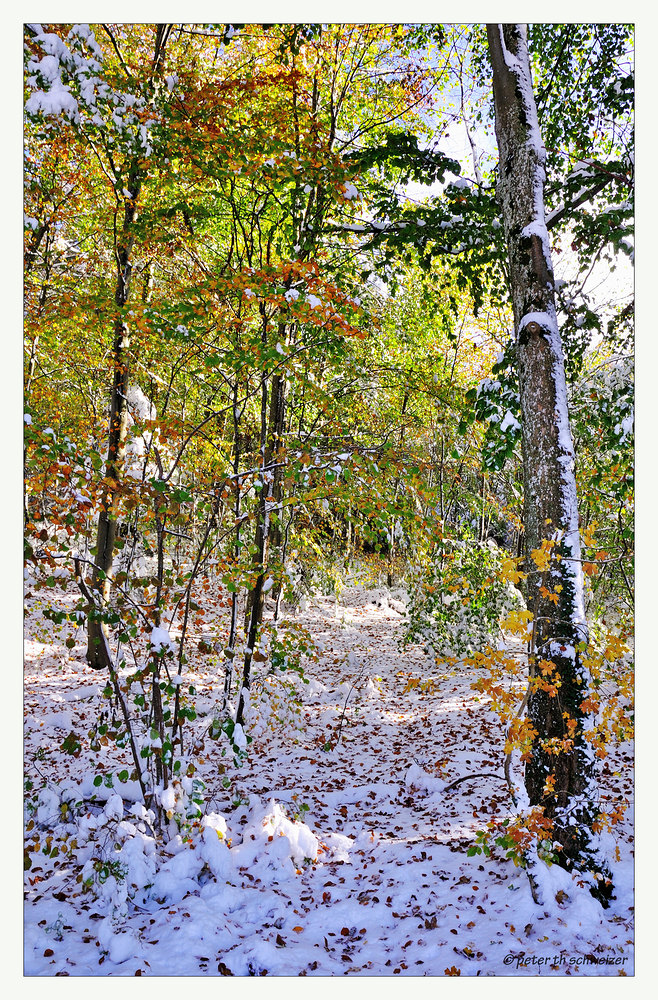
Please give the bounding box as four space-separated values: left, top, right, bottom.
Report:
487 23 612 903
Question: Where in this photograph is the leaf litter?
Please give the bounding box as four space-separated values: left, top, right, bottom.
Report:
23 581 634 976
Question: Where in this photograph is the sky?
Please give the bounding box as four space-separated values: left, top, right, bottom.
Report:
400 31 634 326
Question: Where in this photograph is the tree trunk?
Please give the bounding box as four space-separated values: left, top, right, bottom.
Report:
86 174 141 668
487 23 612 903
388 391 409 587
236 315 270 724
235 319 290 725
86 25 170 669
222 382 243 713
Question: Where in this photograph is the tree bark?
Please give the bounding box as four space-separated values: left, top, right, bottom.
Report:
487 23 612 903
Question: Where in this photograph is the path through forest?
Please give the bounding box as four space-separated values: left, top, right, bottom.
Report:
23 582 634 976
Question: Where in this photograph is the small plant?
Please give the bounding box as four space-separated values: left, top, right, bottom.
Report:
288 795 311 823
85 857 129 888
45 913 65 941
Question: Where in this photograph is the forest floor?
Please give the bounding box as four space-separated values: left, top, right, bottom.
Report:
23 578 634 977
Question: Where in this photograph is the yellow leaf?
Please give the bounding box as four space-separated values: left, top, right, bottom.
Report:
501 557 526 584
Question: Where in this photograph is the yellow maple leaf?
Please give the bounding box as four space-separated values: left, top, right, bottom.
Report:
501 557 526 584
531 540 554 571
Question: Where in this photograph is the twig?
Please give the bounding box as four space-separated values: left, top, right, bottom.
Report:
442 772 505 793
72 555 151 627
73 558 148 806
334 660 366 746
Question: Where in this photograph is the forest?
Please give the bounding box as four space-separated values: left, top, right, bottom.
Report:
23 22 634 977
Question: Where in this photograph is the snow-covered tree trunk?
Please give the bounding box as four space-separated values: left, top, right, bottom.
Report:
487 23 612 902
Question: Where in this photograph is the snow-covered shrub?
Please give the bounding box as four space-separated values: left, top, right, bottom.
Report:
403 536 524 660
231 799 319 874
24 779 233 918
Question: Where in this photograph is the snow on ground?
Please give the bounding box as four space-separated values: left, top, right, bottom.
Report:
23 581 634 976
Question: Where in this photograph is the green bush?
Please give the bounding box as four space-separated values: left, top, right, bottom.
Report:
404 535 524 659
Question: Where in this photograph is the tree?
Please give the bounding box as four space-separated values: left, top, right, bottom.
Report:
486 23 612 902
84 26 174 668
